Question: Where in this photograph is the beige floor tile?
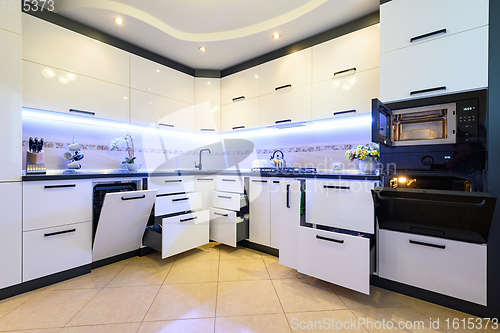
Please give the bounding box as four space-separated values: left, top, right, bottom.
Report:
164 260 219 284
330 285 410 310
219 245 263 260
67 285 160 326
263 257 307 280
106 256 175 287
138 318 215 333
144 282 217 321
218 258 270 281
46 263 126 291
0 290 41 320
273 279 346 313
126 252 173 266
216 313 291 333
0 329 62 333
0 289 99 331
216 280 283 317
352 306 445 333
176 242 221 262
286 310 369 333
59 323 140 333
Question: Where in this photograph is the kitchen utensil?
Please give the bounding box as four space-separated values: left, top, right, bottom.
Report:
29 137 33 152
39 138 44 151
270 150 286 168
63 152 73 160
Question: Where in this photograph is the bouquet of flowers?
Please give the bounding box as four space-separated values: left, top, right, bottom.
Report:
110 134 136 164
345 144 379 162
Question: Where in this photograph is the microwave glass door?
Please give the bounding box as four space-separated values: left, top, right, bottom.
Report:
372 98 393 146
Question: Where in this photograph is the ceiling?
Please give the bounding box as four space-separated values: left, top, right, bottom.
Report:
54 0 379 71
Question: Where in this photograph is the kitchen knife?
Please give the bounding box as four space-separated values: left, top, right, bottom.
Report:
39 138 44 152
33 137 38 153
29 137 33 153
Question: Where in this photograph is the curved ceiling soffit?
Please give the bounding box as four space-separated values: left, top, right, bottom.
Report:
54 0 328 42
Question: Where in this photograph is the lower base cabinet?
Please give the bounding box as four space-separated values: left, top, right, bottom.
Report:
209 208 248 247
379 229 487 306
23 221 92 282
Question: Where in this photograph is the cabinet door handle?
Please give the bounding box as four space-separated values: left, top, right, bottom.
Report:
165 179 182 183
180 216 197 223
197 178 214 181
121 195 145 201
275 119 291 124
44 184 77 189
200 128 215 132
334 67 356 76
316 235 344 244
286 184 290 208
69 109 95 116
323 185 350 190
334 110 356 116
172 197 189 202
232 126 245 130
222 179 236 182
214 212 229 217
218 195 232 199
44 228 76 237
159 123 174 128
410 86 446 96
409 240 445 250
410 28 447 43
252 180 267 183
232 96 245 102
273 180 280 184
275 84 292 91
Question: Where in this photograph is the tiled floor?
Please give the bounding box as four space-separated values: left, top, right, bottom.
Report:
0 243 495 333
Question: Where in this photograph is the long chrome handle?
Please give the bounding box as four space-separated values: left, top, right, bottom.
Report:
323 185 350 190
214 212 229 217
172 197 189 202
334 110 356 116
334 67 356 76
180 216 198 223
44 184 76 189
69 109 95 116
45 229 76 237
286 184 290 208
316 235 344 244
275 84 292 91
410 28 447 43
121 195 145 201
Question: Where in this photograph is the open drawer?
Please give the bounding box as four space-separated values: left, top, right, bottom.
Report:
212 191 245 211
297 226 372 294
155 192 202 216
209 207 249 247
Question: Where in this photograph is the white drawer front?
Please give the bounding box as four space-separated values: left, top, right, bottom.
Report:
212 191 241 211
23 180 92 231
210 208 238 247
297 227 370 294
379 230 487 306
306 180 376 233
155 192 202 216
216 175 244 193
23 221 92 282
148 176 194 195
162 210 209 258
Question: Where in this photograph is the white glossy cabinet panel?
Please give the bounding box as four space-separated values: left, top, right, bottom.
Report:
259 48 312 95
297 227 370 294
313 24 380 83
23 221 92 282
130 54 194 104
221 67 260 105
278 179 301 269
216 175 244 193
379 230 487 306
221 97 260 132
194 176 216 210
23 180 92 231
380 27 488 103
22 14 129 86
249 177 271 246
148 176 195 195
212 191 242 211
195 78 220 132
259 85 311 127
23 61 130 122
130 89 194 130
155 192 202 216
380 0 489 54
0 4 21 34
0 29 21 181
312 68 379 119
209 208 238 247
269 179 280 249
0 182 22 288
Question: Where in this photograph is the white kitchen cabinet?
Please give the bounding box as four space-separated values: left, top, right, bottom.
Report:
130 54 194 104
149 176 195 195
216 175 245 193
209 208 243 248
0 28 22 182
379 229 487 306
221 67 260 105
249 177 271 246
380 26 488 102
259 85 312 127
259 48 312 95
23 180 92 232
212 191 244 211
194 176 216 210
23 221 92 282
23 61 130 123
130 89 194 130
269 179 281 248
0 182 22 289
195 78 220 132
380 0 489 54
312 24 380 83
0 3 21 34
155 192 202 216
312 68 379 119
22 14 129 86
277 179 301 269
220 97 260 132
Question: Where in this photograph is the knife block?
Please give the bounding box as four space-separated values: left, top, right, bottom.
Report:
26 151 46 174
27 151 44 164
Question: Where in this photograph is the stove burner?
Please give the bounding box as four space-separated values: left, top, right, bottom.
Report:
252 167 317 174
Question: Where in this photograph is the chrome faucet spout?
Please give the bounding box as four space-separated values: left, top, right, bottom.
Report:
195 149 211 170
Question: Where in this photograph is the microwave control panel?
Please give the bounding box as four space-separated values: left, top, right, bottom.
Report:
456 99 479 143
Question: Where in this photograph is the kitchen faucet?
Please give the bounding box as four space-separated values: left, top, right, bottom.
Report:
195 149 211 170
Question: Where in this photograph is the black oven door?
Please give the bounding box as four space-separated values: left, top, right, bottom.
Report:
372 98 393 146
372 188 496 244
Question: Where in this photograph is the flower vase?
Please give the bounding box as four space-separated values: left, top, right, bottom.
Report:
358 157 378 174
124 163 141 172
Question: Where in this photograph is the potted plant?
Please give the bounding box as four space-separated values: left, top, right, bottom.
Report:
110 134 140 172
345 144 379 174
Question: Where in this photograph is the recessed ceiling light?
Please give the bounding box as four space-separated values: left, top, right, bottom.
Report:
207 82 211 85
124 97 128 100
199 46 206 52
156 70 160 73
255 75 259 78
272 33 281 39
114 18 124 25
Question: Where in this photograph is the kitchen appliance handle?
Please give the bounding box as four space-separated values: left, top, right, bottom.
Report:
222 179 236 182
409 239 445 250
316 235 344 244
69 109 95 116
334 67 356 76
218 195 232 199
232 96 245 102
376 192 486 207
172 197 189 202
334 110 356 116
232 126 245 130
44 184 76 189
275 84 292 91
275 119 292 124
159 123 174 128
165 180 182 183
323 185 350 190
180 216 198 223
286 184 290 208
121 195 146 201
410 28 447 43
410 86 446 96
44 228 76 237
214 212 229 217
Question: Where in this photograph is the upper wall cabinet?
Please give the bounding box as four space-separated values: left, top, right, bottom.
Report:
194 78 220 132
130 55 194 104
22 14 129 87
259 85 311 127
380 0 489 54
0 5 21 34
312 24 380 83
259 48 312 96
221 67 260 105
220 98 260 132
